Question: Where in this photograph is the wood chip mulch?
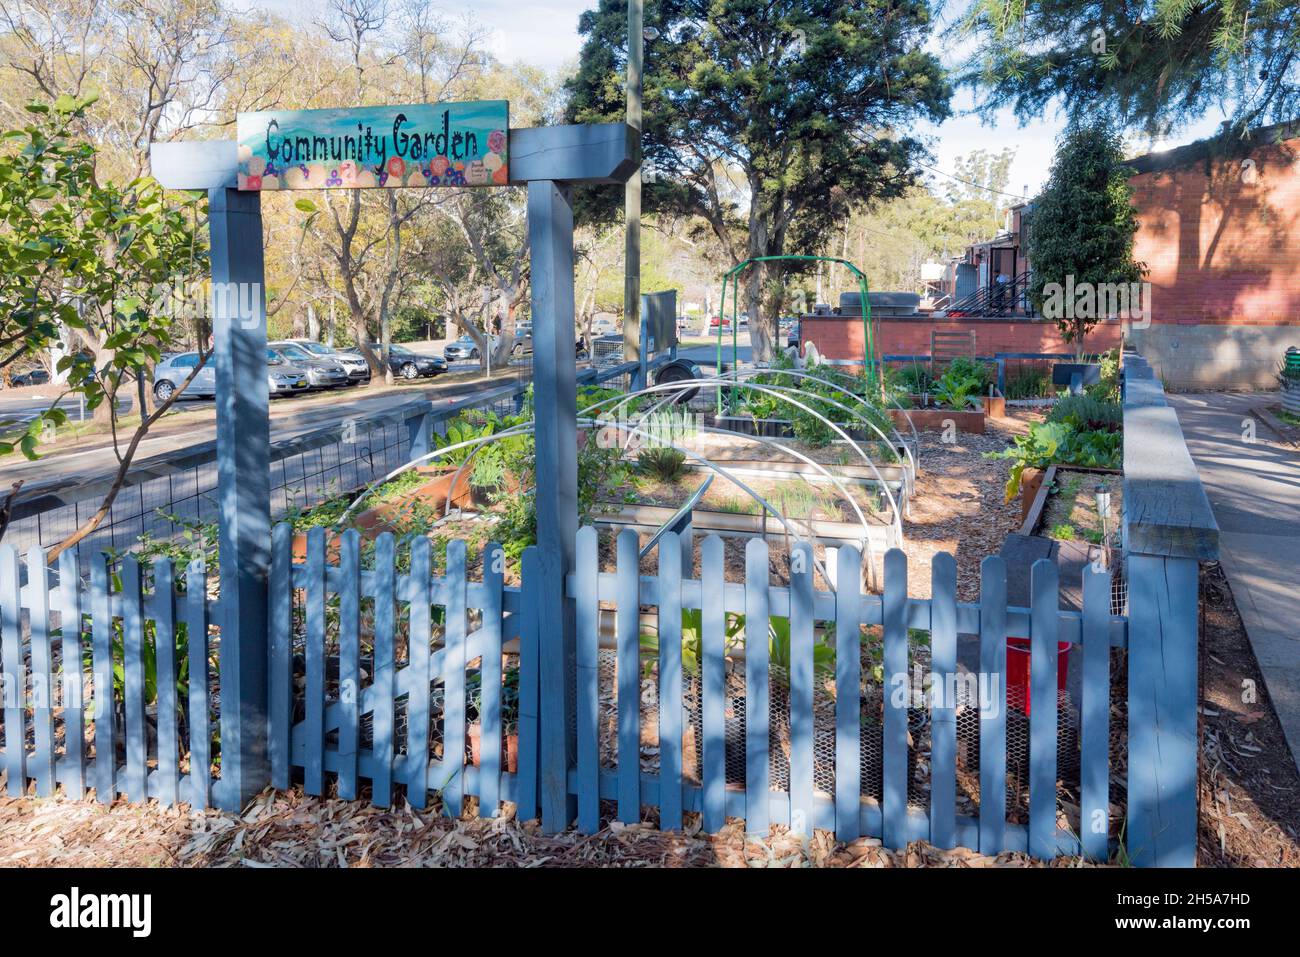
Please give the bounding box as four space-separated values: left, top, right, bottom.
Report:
900 411 1039 601
0 785 1076 868
1197 561 1300 867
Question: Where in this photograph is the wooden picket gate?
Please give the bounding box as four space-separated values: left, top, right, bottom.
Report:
0 522 1128 861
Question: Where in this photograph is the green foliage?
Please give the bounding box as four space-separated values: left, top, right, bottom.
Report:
1048 394 1122 432
888 362 933 395
987 420 1123 500
952 0 1300 137
635 445 687 482
1025 121 1145 351
1050 523 1076 541
566 0 950 356
0 95 207 458
1086 348 1122 401
1002 365 1054 400
931 360 987 411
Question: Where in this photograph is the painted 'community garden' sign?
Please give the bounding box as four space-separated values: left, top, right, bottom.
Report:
235 101 509 190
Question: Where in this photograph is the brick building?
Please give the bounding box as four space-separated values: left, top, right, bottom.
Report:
1126 121 1300 389
802 121 1300 389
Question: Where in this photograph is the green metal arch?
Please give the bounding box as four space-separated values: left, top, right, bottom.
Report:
714 255 876 412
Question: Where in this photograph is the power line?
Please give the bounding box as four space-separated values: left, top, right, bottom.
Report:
914 161 1030 201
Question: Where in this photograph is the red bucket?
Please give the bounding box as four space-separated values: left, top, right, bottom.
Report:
1005 637 1070 716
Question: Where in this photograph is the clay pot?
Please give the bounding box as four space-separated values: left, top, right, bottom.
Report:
1020 467 1046 524
468 723 519 773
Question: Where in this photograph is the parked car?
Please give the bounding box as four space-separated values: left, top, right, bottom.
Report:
152 349 312 401
590 317 619 336
708 316 731 329
442 335 499 362
268 341 350 390
9 367 50 387
351 343 446 379
278 338 371 384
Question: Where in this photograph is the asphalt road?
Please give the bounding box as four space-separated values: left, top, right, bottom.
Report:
0 369 528 493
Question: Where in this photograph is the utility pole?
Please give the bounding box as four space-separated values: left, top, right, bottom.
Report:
622 0 643 363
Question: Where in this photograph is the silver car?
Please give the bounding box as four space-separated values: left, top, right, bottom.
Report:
269 342 350 389
152 349 311 401
279 338 371 384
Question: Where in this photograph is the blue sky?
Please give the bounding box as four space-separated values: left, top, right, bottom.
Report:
252 0 1226 198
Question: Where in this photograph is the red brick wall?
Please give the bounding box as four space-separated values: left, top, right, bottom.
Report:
1130 135 1300 327
800 316 1122 365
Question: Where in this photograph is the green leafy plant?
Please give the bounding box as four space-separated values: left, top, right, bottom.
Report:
987 420 1122 500
635 445 687 482
931 364 985 411
1047 394 1122 432
1050 522 1076 540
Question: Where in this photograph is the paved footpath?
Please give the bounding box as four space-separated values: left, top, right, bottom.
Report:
1168 391 1300 771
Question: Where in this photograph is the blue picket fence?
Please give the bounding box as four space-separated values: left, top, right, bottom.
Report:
0 520 1128 861
0 545 213 807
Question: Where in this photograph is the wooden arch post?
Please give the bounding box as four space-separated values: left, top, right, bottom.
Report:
152 121 635 816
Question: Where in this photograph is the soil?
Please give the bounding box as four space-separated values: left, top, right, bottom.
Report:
1040 468 1122 546
1197 561 1300 866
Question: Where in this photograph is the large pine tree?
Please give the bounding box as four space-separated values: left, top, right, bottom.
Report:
954 1 1300 138
566 0 951 361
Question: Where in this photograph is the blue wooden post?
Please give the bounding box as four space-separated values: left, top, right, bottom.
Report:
1122 350 1218 867
529 178 580 832
407 405 434 462
208 186 271 812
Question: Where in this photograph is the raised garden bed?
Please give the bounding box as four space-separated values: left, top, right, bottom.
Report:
889 407 985 434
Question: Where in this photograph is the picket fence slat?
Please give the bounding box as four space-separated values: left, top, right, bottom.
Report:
406 536 432 809
184 560 210 808
743 538 769 836
978 555 1008 854
478 542 504 817
1029 558 1060 860
269 522 293 789
58 547 86 798
371 532 397 808
882 547 909 849
575 526 600 833
1 546 25 796
788 541 815 838
27 548 55 796
1081 565 1111 861
442 539 468 817
122 557 149 803
615 529 641 824
337 529 361 802
700 534 726 834
515 546 540 821
833 544 860 841
151 559 179 807
91 553 115 803
929 551 957 849
304 527 326 797
658 531 684 831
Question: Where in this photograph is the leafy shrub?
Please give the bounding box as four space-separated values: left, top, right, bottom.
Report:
931 364 985 411
636 445 687 481
888 363 932 395
1047 394 1122 432
986 420 1122 500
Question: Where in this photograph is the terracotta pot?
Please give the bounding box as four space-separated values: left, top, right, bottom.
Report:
468 724 519 774
1020 467 1045 524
